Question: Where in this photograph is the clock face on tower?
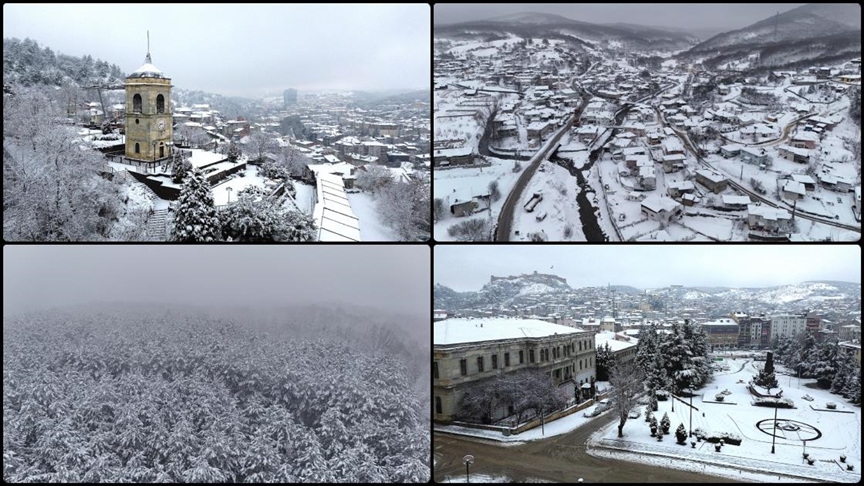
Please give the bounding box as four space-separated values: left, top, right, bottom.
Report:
157 119 166 131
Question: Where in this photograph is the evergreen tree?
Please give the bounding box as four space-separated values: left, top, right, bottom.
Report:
830 358 849 395
595 342 614 381
171 153 192 183
646 350 670 399
660 320 695 394
636 321 659 371
798 333 818 378
689 322 712 387
807 340 839 388
227 142 242 163
842 371 861 404
753 351 779 393
660 412 671 435
171 167 221 242
675 423 687 444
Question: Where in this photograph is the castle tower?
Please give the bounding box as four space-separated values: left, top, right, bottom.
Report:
125 45 173 162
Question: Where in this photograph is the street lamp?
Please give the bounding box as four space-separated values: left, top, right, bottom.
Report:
683 388 693 437
462 455 474 484
226 186 233 204
771 405 778 454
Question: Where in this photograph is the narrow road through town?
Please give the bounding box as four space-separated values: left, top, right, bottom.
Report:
495 107 581 241
434 412 738 483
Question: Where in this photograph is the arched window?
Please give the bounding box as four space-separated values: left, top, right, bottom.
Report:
134 142 140 154
133 94 142 113
156 94 165 114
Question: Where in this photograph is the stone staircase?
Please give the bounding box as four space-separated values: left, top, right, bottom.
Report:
145 208 171 241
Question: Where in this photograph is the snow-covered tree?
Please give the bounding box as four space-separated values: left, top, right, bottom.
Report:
595 342 614 381
754 351 779 393
219 187 315 242
246 131 278 163
171 167 221 242
227 142 241 163
355 164 392 192
171 152 192 183
660 411 671 435
659 320 697 394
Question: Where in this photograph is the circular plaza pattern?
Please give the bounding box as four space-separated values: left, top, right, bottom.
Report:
756 418 822 442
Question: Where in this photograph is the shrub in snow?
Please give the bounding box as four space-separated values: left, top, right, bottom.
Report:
826 402 836 409
655 390 669 401
447 218 491 242
692 428 742 445
715 394 725 401
752 397 794 408
649 420 658 437
840 454 846 463
644 409 652 422
675 423 687 444
660 412 671 435
650 394 658 411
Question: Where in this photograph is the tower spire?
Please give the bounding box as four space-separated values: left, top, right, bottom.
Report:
145 30 152 64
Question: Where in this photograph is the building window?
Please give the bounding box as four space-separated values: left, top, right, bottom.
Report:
460 359 467 376
529 349 535 363
433 361 439 379
590 357 593 367
492 354 498 369
133 93 142 113
156 94 165 114
134 142 140 154
435 396 442 414
579 359 582 370
579 341 582 351
504 352 510 367
519 350 524 364
555 369 561 380
477 356 484 373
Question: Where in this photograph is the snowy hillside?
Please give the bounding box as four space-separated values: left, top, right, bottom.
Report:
436 12 699 53
688 3 861 53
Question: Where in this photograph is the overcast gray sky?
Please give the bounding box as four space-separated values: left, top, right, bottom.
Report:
435 245 860 291
4 245 429 318
434 3 806 34
3 3 430 97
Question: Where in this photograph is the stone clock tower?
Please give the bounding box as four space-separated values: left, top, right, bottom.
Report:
125 50 173 161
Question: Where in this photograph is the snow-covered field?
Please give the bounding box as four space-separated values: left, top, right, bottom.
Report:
590 357 861 483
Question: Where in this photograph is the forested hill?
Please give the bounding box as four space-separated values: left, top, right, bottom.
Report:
3 37 125 87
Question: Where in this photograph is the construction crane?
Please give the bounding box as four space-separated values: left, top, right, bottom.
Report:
82 83 125 132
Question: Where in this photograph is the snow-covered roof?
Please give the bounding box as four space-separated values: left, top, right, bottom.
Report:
313 172 360 242
722 195 752 206
128 54 167 79
782 180 806 196
641 196 680 214
695 169 725 184
186 149 226 169
434 146 473 158
434 318 583 346
748 204 791 221
594 331 636 353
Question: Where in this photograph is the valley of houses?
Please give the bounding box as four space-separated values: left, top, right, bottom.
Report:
433 36 861 240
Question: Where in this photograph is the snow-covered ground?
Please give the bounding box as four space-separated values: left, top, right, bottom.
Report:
511 160 585 241
347 191 397 241
292 181 315 215
434 157 523 241
590 357 861 483
437 473 552 483
211 164 271 206
435 404 612 444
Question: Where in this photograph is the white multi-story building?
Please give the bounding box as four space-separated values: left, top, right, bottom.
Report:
771 313 807 340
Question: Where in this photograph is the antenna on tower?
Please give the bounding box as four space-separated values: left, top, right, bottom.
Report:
145 30 152 64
